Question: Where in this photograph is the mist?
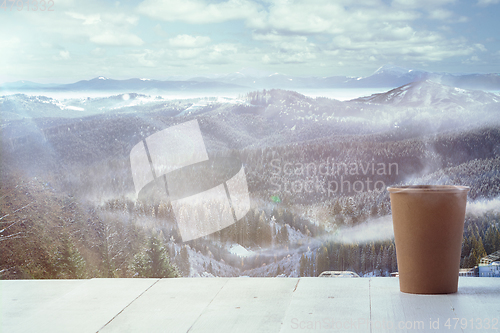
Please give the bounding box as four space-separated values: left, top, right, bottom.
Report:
466 197 500 216
328 215 394 244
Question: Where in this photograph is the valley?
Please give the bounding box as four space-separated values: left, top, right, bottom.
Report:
1 77 499 279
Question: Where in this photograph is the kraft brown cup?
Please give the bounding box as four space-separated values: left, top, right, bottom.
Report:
388 185 469 294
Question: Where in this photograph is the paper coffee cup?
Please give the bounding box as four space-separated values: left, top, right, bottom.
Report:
388 185 469 294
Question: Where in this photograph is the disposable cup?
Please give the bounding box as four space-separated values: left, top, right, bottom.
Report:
388 185 469 294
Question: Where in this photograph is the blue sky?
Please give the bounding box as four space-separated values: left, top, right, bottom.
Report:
1 0 499 83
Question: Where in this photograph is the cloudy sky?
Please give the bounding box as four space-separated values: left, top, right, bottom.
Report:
1 0 499 83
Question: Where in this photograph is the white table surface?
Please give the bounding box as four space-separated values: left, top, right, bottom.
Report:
1 277 499 333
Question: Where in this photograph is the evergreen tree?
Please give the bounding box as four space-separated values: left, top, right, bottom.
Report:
131 233 180 278
176 245 191 277
279 224 290 245
256 211 272 247
332 200 342 215
484 225 500 254
315 246 329 276
299 254 307 277
207 262 213 274
343 198 355 221
57 235 86 279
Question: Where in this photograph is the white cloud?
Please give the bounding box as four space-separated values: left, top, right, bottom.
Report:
252 33 318 63
91 48 105 56
257 2 344 34
131 50 158 67
391 0 456 8
53 0 75 7
206 43 239 64
428 9 453 20
253 33 309 44
462 55 482 64
327 34 472 63
119 41 242 68
0 36 21 63
106 13 139 26
62 11 144 46
52 50 71 61
153 24 168 37
90 31 144 46
137 0 262 24
169 35 211 48
477 0 500 6
132 0 477 70
475 43 487 52
59 50 71 60
66 12 101 25
175 48 204 60
244 1 470 66
1 0 494 81
247 1 422 39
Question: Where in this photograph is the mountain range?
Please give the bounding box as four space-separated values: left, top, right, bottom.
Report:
1 72 499 279
1 65 499 93
2 80 499 125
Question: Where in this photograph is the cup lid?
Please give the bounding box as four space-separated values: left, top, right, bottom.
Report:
387 185 470 193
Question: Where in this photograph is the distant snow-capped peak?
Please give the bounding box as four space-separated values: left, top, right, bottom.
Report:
373 64 416 76
350 80 500 107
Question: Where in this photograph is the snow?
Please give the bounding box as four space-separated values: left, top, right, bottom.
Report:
64 106 85 112
98 77 107 80
373 64 412 76
47 98 86 112
229 244 254 257
216 96 245 105
108 95 165 110
186 245 239 277
176 103 206 117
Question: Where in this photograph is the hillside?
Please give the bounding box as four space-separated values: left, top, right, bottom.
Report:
350 80 500 109
1 82 499 278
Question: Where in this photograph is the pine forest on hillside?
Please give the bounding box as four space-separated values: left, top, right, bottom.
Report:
1 85 500 279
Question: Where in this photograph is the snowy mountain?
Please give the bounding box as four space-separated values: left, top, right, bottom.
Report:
0 77 245 94
3 81 498 128
350 80 500 109
186 64 500 90
2 65 499 93
0 93 191 121
353 64 429 88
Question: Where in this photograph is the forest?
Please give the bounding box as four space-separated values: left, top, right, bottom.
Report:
1 88 499 279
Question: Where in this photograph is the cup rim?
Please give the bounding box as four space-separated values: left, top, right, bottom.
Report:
387 185 470 193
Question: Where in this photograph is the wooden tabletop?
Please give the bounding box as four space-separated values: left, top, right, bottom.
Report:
1 277 499 333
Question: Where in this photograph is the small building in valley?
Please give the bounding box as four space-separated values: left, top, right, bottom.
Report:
478 250 500 277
